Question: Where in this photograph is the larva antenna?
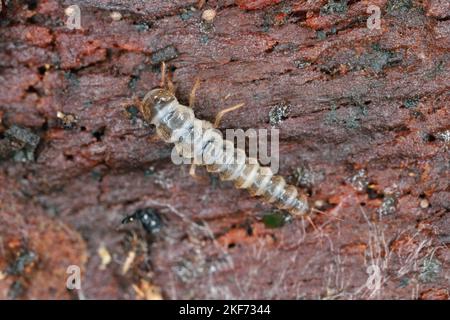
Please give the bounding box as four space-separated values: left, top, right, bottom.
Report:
159 61 175 94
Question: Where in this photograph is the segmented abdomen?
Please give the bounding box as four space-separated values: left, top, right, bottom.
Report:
144 94 309 216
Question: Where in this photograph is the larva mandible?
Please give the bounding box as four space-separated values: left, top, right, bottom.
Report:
140 88 310 217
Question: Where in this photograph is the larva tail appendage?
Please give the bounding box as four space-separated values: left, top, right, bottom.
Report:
141 89 310 217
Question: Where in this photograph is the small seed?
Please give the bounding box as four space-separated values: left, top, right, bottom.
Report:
202 9 216 23
110 11 122 21
420 199 429 209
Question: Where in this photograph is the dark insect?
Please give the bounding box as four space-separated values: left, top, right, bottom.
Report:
122 208 162 234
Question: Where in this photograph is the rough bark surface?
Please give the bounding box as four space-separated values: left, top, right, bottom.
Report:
0 0 449 299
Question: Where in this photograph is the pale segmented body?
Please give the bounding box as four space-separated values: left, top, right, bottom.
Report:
141 89 309 216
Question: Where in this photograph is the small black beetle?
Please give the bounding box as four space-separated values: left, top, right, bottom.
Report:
122 208 162 234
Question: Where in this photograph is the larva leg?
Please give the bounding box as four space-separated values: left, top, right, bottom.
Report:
159 62 167 88
189 163 196 177
213 103 245 128
189 78 201 108
159 62 175 94
189 162 205 182
167 73 175 95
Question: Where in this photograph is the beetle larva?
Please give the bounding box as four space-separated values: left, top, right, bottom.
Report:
140 88 310 217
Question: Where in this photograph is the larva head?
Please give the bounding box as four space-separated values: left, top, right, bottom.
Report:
141 89 176 123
